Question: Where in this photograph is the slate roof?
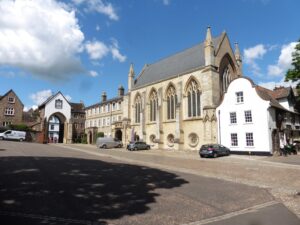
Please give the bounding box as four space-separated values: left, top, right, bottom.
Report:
85 96 123 110
133 34 224 89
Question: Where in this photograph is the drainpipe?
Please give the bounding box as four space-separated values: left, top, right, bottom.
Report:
218 110 221 144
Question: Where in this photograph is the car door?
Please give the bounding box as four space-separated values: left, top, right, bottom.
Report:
5 131 12 139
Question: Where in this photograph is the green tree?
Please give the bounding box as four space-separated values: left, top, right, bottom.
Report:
285 39 300 87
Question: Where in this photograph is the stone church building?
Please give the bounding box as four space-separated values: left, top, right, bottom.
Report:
123 27 243 150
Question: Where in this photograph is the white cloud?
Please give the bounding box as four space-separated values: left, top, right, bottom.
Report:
85 41 109 60
244 44 267 64
96 25 101 31
0 0 85 81
110 39 126 62
85 39 126 63
163 0 171 5
72 0 118 20
244 44 267 76
30 89 53 106
268 42 297 77
258 78 298 90
89 70 98 77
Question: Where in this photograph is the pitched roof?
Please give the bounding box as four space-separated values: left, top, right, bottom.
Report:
0 89 24 106
255 86 288 111
85 96 123 110
133 34 224 89
38 91 70 109
70 102 85 113
272 86 292 99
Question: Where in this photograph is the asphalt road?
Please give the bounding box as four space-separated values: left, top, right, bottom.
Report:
0 141 299 225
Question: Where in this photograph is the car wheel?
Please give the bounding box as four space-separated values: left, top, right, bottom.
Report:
147 146 150 150
134 147 138 151
213 152 218 158
103 144 107 149
0 137 3 140
227 151 231 156
19 138 24 142
200 155 204 158
118 144 122 148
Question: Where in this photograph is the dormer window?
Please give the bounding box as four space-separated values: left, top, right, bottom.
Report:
8 97 15 103
55 99 63 109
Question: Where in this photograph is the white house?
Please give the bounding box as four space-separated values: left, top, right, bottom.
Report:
217 77 299 155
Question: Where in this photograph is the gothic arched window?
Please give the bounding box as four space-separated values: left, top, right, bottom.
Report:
222 66 231 93
149 90 157 122
166 85 177 120
186 79 201 118
134 95 142 123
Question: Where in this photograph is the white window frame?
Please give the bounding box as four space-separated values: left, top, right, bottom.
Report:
8 97 15 103
231 133 238 146
236 91 244 103
246 132 254 146
244 110 252 123
5 108 14 115
230 112 237 124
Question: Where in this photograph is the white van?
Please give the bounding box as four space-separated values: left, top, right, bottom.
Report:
96 137 123 149
0 130 26 142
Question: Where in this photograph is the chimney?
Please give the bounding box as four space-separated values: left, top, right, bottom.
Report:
101 92 107 102
118 85 125 96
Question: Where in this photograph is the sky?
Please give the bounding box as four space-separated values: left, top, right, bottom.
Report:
0 0 299 111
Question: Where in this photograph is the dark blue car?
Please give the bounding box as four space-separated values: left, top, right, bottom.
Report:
199 144 230 158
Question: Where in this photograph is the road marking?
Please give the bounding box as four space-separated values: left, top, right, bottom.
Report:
184 201 279 225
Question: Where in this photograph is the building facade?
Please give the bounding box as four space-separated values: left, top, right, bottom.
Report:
85 86 125 144
124 27 242 150
217 77 300 155
70 102 85 143
0 89 24 128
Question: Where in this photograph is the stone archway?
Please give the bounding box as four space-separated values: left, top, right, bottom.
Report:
115 129 122 141
88 131 93 144
48 113 66 143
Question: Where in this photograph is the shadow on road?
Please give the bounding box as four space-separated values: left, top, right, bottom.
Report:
0 156 188 224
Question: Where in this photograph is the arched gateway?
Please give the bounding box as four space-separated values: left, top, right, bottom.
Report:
38 92 73 144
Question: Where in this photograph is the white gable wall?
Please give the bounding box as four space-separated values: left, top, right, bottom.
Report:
44 93 71 122
217 78 272 153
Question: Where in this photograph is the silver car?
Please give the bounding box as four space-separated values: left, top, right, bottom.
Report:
96 137 123 149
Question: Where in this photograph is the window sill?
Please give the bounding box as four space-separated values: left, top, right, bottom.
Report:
244 122 253 125
183 117 202 121
146 122 156 125
163 120 176 124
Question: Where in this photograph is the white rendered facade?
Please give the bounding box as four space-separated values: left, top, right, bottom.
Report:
217 78 274 153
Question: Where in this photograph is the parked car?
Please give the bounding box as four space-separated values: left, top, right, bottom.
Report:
0 130 26 142
293 140 300 153
96 137 123 149
199 144 230 158
127 141 151 151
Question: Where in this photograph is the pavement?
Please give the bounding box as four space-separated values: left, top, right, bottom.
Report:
0 141 299 225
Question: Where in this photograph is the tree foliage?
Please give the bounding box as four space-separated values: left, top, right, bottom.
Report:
285 39 300 82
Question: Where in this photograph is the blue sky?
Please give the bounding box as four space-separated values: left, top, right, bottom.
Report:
0 0 299 110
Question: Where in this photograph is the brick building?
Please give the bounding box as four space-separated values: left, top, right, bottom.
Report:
0 89 24 128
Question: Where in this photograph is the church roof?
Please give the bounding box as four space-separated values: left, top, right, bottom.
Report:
133 34 224 89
